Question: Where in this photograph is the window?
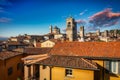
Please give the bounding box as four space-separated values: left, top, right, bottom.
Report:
43 65 46 69
65 68 72 76
8 67 13 75
111 61 118 74
68 22 71 25
17 63 23 72
67 22 71 27
44 78 46 80
17 63 20 70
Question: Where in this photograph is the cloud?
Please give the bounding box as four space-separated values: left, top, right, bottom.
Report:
0 17 12 23
80 9 88 16
89 8 120 27
0 7 5 13
86 26 99 31
75 19 86 25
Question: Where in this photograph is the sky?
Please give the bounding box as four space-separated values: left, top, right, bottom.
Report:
0 0 120 37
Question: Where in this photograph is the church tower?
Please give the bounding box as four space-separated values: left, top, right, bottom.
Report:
49 25 53 33
79 26 85 42
66 17 77 41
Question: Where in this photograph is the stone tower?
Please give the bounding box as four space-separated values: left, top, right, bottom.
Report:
104 30 108 37
114 29 118 37
66 17 77 41
96 29 100 36
80 26 84 38
49 25 53 33
79 26 84 42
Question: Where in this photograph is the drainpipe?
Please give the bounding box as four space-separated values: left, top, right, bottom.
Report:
103 60 104 80
49 66 52 80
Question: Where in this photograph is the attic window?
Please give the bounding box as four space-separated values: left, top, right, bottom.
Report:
65 68 72 76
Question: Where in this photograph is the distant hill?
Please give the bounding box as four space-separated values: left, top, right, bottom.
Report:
0 37 8 41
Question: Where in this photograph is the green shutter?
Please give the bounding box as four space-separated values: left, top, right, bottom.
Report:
104 61 110 73
118 61 120 74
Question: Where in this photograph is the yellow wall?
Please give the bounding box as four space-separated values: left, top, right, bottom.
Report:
52 67 94 80
41 40 55 48
0 54 23 80
110 76 120 80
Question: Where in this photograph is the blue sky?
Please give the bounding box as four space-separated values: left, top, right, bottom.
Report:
0 0 120 37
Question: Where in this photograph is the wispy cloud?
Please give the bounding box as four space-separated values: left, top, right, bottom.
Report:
0 7 5 13
79 9 88 16
75 19 86 25
0 0 12 7
0 17 12 23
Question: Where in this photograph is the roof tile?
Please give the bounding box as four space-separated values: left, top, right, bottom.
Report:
0 51 23 60
24 48 51 55
49 42 120 59
36 55 98 70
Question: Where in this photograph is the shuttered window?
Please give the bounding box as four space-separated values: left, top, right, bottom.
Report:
104 60 119 74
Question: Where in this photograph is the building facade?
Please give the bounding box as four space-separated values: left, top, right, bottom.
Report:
0 51 24 80
41 40 56 48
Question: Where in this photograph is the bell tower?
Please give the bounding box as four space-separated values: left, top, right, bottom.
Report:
66 17 77 41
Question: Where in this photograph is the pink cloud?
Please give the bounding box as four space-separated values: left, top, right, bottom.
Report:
89 8 120 27
62 28 66 32
75 19 86 24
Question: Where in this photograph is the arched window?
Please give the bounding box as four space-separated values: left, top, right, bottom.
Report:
67 22 71 27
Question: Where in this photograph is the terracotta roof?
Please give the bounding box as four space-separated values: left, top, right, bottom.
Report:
0 51 23 60
36 42 41 47
49 42 120 59
24 48 51 55
36 55 98 70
